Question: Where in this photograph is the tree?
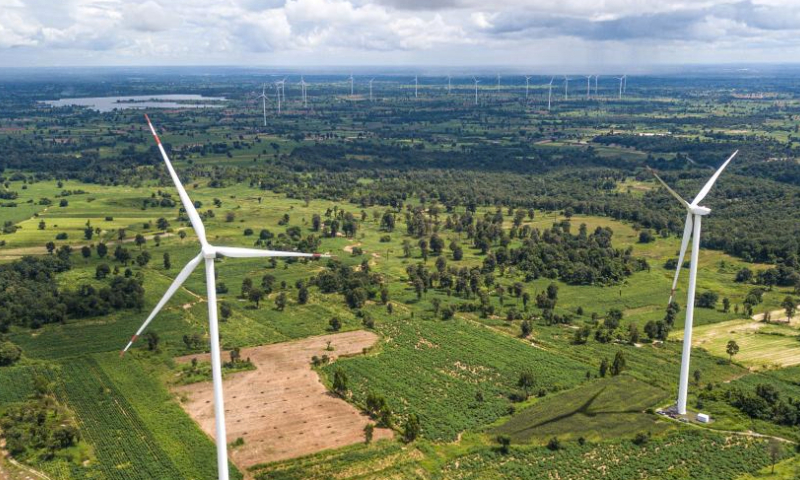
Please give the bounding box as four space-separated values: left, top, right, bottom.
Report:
696 291 719 309
298 285 309 305
693 369 702 385
628 323 640 344
157 217 170 230
248 287 265 308
638 230 654 243
241 278 253 298
81 245 92 260
364 424 374 444
329 317 342 331
163 252 171 269
767 438 783 474
726 340 740 362
496 435 511 454
546 437 562 451
230 347 241 364
782 296 796 322
402 414 420 443
96 242 108 258
274 291 286 311
45 241 56 254
84 225 94 240
517 370 535 399
0 341 22 366
722 297 730 313
144 331 159 352
599 358 609 377
332 368 348 395
95 263 110 279
135 234 146 249
611 351 626 376
520 319 532 338
220 302 232 321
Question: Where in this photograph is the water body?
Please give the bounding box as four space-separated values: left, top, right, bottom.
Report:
42 94 226 112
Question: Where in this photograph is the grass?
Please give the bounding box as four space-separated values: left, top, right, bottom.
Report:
492 375 671 443
687 319 800 370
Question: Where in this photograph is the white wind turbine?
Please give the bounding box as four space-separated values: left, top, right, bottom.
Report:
648 150 738 415
616 75 625 99
300 76 308 108
274 80 284 114
122 114 327 480
547 77 554 111
594 74 599 96
496 73 501 89
585 75 592 100
472 76 480 105
414 75 418 98
525 76 532 101
563 76 571 100
369 78 375 102
256 84 268 126
447 75 451 94
349 74 354 97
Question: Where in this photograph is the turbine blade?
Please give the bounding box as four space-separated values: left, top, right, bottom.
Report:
121 253 203 355
145 115 207 244
216 246 329 259
669 213 693 304
647 166 689 208
691 150 739 207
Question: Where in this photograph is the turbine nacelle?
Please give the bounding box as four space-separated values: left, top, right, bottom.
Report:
202 245 217 259
689 205 711 216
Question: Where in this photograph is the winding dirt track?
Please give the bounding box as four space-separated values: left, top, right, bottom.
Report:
173 331 392 471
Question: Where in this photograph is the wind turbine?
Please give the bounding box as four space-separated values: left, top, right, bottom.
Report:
547 77 554 111
563 76 571 100
525 76 532 101
447 75 451 94
496 73 501 89
300 76 308 108
616 76 624 99
472 76 480 105
256 84 268 127
414 75 418 98
123 115 327 480
623 74 628 93
349 74 354 97
274 81 283 114
586 75 592 100
594 75 599 96
648 150 739 416
369 78 375 102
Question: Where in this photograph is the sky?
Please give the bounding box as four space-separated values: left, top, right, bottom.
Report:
3 0 800 69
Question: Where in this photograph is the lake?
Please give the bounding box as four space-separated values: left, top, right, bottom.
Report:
42 94 226 112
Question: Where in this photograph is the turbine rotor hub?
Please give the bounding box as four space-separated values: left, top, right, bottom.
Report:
690 205 711 216
202 245 217 259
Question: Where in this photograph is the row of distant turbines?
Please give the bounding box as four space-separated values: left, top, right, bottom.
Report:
254 74 630 123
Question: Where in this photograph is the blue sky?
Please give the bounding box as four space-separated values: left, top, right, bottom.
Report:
2 0 800 68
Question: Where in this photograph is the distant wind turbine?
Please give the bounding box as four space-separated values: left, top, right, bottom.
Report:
349 74 354 96
123 115 328 480
525 76 532 101
274 80 283 114
473 76 480 105
648 150 738 416
300 76 308 108
586 75 592 100
616 75 625 99
595 75 599 96
256 84 268 126
447 75 451 94
414 75 418 98
548 77 554 111
563 76 571 100
369 78 375 102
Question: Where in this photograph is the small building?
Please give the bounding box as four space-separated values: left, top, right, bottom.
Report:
697 413 710 423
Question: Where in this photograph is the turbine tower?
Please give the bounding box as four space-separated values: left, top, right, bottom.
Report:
369 78 375 102
257 84 268 127
525 76 532 101
585 75 592 100
616 76 624 99
414 75 418 98
547 77 554 111
594 75 599 97
274 81 283 114
349 74 354 96
123 115 327 480
648 150 739 416
472 76 480 105
300 76 308 108
496 73 501 89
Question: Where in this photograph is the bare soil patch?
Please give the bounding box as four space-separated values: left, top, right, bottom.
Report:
173 330 392 470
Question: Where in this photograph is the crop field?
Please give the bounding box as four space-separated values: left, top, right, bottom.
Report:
687 319 800 369
173 331 393 467
322 317 592 441
493 375 671 443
